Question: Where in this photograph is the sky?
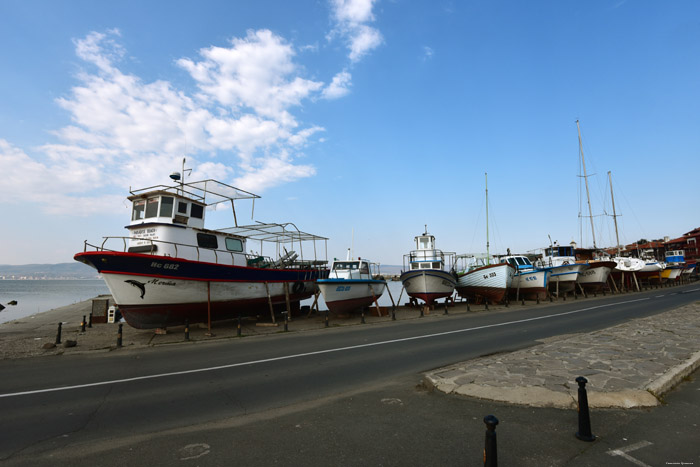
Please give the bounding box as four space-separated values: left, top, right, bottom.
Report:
1 0 698 267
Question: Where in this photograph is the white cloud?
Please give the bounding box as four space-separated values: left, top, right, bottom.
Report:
422 46 434 61
322 70 352 99
330 0 383 62
2 28 337 216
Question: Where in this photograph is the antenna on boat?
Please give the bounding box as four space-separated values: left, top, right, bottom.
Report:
485 172 490 265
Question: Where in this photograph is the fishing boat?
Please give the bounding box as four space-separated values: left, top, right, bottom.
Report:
661 250 685 282
499 255 549 301
456 255 514 304
574 248 616 293
74 163 329 329
455 173 514 304
316 251 387 314
535 242 589 296
399 229 456 306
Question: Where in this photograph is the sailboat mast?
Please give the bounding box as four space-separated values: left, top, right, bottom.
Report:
576 120 596 249
485 172 490 265
608 171 621 255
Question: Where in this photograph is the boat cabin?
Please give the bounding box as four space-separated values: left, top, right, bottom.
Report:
407 233 445 270
544 244 575 258
500 255 535 271
329 259 373 280
665 250 685 265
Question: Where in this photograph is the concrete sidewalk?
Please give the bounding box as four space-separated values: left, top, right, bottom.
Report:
424 300 700 409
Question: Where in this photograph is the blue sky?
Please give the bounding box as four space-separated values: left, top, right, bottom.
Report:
1 0 698 266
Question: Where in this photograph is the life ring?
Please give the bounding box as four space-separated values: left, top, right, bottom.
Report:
292 281 305 294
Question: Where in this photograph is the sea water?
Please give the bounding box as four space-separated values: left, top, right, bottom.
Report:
0 279 409 325
0 280 110 325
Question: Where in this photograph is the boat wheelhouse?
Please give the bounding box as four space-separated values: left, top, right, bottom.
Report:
661 250 685 282
399 230 456 306
75 174 329 329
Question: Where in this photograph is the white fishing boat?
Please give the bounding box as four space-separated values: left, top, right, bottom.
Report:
74 162 329 329
456 256 514 304
535 242 589 296
399 229 456 306
574 248 616 293
317 251 386 314
455 173 514 303
499 255 549 301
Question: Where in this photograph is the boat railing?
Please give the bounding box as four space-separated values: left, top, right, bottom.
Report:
81 237 325 270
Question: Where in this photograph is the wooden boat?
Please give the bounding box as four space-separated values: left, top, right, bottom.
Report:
535 242 589 296
574 248 616 292
74 163 329 329
317 253 386 314
399 229 456 306
499 255 549 301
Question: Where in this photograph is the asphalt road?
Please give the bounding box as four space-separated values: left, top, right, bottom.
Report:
1 283 698 466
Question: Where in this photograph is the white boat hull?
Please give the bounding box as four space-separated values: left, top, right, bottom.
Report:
317 279 386 314
456 263 514 303
576 262 615 291
400 269 456 305
545 263 588 294
510 269 549 300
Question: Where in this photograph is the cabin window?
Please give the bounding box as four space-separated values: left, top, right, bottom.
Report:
420 262 430 269
411 263 418 270
432 262 441 269
360 263 369 274
225 237 243 252
132 200 146 220
196 233 218 249
419 237 430 249
190 203 204 219
145 197 159 218
178 202 188 214
160 197 174 217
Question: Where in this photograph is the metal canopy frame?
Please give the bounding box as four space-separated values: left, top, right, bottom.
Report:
129 179 260 207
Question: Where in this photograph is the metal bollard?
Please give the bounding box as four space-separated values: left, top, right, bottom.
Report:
361 310 366 324
536 296 540 304
521 298 525 306
575 376 596 442
505 300 509 308
283 312 289 332
391 307 396 321
420 306 424 317
88 313 93 328
467 299 470 312
444 301 448 315
55 322 62 344
485 302 489 310
325 310 330 327
117 324 123 347
483 415 499 467
81 315 86 332
184 319 190 341
237 315 242 337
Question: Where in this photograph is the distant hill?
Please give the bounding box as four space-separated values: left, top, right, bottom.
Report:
0 262 99 279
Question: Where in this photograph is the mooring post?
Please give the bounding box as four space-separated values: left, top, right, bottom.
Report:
55 322 62 345
184 319 190 341
485 301 489 311
466 298 470 312
444 300 448 315
117 323 123 348
237 315 242 337
88 313 93 328
325 310 329 327
361 309 366 324
483 414 499 467
283 311 289 332
575 376 596 442
391 307 396 320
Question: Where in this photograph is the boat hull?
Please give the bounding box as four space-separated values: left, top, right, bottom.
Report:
399 269 456 305
543 263 588 294
75 251 327 329
576 261 615 292
317 279 386 314
456 263 514 303
509 269 549 301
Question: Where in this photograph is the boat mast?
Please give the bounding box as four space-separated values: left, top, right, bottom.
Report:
485 172 490 265
576 120 596 249
608 171 621 255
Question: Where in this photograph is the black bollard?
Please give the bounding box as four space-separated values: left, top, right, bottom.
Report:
536 296 540 304
505 300 509 308
81 315 86 333
444 301 448 315
485 302 489 310
325 310 330 327
117 323 123 347
237 315 242 337
283 312 289 332
420 306 424 317
391 307 396 321
184 319 190 341
88 313 93 328
361 310 366 324
483 415 499 467
575 376 596 442
467 298 471 312
55 322 62 345
521 298 525 306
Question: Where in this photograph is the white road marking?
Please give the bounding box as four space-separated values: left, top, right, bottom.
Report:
178 443 210 460
607 440 653 466
0 297 651 399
